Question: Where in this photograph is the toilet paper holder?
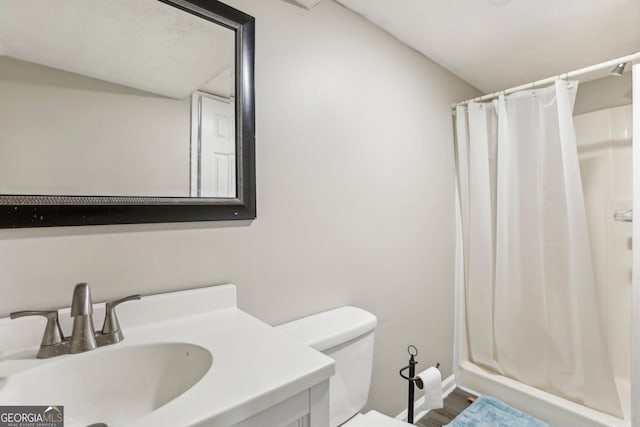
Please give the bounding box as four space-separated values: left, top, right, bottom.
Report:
399 345 440 424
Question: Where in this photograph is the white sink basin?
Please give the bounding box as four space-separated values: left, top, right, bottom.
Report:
0 342 212 427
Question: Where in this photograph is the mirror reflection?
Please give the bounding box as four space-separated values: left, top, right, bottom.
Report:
0 0 236 198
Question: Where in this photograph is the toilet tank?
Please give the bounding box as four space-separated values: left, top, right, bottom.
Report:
276 306 377 427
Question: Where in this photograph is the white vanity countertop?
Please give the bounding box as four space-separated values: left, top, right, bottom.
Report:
0 284 335 427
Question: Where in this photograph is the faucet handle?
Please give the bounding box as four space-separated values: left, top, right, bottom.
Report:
10 310 65 347
101 294 141 338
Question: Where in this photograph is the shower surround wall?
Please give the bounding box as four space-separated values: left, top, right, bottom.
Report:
0 0 480 418
575 104 633 421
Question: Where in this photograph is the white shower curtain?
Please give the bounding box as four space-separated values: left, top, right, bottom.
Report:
455 80 623 417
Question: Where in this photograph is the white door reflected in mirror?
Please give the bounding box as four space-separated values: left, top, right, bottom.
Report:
191 92 236 198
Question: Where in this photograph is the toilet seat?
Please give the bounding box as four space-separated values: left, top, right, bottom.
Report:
343 410 409 427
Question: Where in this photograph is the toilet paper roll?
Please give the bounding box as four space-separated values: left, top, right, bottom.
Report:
417 366 443 411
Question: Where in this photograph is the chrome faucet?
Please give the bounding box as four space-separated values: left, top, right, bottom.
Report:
10 283 141 358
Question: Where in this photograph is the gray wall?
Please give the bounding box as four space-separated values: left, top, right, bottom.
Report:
574 72 632 115
0 0 480 417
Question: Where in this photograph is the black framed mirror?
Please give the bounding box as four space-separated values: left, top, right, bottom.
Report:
0 0 255 228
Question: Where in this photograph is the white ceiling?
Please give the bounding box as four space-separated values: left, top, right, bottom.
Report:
332 0 640 93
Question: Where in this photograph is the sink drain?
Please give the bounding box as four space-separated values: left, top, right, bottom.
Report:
86 423 108 427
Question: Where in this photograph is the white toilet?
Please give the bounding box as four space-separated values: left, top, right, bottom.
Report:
277 306 410 427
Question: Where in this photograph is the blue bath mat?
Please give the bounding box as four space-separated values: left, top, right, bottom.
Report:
445 395 551 427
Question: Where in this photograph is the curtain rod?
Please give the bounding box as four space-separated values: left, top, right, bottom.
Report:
451 51 640 110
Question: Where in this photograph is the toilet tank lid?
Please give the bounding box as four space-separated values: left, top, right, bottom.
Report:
276 306 377 352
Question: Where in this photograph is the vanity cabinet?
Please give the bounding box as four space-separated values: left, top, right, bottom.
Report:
230 381 330 427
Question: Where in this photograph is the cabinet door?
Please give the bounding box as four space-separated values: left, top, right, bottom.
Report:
283 416 309 427
231 390 309 427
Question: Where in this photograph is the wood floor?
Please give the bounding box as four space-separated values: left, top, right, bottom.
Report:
415 388 476 427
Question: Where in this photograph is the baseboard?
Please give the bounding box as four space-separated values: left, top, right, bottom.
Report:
395 374 457 422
